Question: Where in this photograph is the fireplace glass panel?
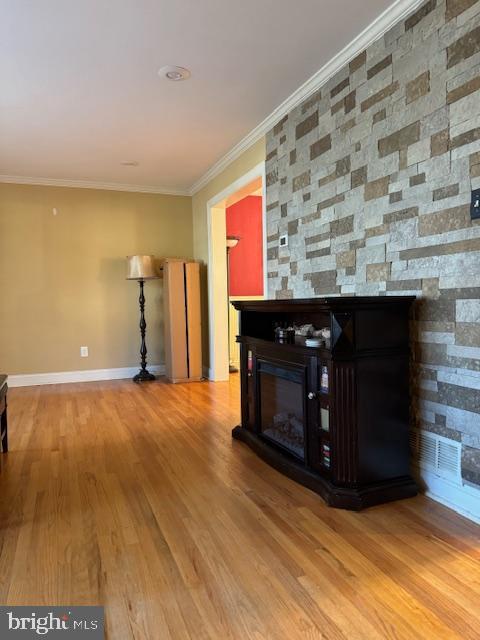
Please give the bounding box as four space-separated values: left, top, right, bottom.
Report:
258 362 305 460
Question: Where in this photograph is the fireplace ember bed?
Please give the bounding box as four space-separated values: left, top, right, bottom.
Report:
232 297 417 511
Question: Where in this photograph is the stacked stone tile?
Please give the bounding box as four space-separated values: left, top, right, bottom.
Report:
265 0 480 485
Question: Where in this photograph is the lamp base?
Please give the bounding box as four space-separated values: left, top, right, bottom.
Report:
133 369 156 383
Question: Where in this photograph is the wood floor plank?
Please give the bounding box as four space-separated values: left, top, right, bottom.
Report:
1 377 479 639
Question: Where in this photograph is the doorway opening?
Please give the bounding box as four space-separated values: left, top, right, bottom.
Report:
206 162 267 381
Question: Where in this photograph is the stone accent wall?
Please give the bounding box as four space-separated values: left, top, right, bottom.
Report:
266 0 480 485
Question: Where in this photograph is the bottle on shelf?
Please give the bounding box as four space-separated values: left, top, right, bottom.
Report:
320 365 329 393
321 407 330 432
247 350 253 376
322 443 331 468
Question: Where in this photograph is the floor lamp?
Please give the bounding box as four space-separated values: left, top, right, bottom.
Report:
226 236 240 373
126 255 160 383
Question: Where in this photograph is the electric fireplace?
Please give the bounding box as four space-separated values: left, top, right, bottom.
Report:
232 297 417 511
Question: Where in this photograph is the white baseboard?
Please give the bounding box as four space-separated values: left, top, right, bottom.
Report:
7 365 165 387
414 467 480 525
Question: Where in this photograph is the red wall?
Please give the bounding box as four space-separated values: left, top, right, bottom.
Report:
226 195 263 297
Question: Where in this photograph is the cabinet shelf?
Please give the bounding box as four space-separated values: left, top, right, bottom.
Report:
237 335 331 358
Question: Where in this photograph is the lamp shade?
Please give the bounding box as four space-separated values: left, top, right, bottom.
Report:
126 255 159 280
226 235 241 250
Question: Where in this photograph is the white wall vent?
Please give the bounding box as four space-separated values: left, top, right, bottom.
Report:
410 429 461 483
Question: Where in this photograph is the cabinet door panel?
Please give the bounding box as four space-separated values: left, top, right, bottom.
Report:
331 361 357 486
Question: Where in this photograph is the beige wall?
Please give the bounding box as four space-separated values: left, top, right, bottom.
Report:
0 140 265 376
0 184 193 375
192 137 266 366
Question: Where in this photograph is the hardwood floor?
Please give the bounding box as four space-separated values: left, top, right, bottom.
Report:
1 377 480 639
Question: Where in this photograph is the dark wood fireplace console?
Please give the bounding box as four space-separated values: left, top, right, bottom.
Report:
232 297 417 510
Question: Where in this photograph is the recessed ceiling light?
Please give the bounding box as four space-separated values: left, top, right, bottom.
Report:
158 65 191 81
121 160 139 166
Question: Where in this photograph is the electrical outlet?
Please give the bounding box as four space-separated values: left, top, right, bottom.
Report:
80 346 89 357
471 188 480 220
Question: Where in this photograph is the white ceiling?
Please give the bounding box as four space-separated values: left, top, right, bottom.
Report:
1 0 396 194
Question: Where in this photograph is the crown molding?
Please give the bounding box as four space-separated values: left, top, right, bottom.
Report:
0 174 189 197
189 0 424 196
